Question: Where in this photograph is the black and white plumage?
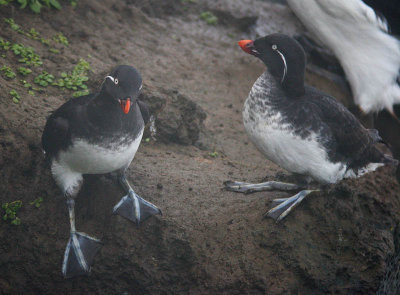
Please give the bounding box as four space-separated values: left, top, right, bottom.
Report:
225 34 397 221
286 0 400 114
42 65 160 278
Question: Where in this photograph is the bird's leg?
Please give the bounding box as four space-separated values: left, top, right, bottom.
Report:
113 172 161 224
224 177 318 221
224 180 301 193
62 198 102 279
265 189 319 222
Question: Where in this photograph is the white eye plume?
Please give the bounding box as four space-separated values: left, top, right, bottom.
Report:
106 75 118 85
272 45 287 84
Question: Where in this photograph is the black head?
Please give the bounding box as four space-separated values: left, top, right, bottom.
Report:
239 34 306 97
102 65 142 114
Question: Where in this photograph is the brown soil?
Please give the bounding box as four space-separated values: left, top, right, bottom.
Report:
1 1 399 294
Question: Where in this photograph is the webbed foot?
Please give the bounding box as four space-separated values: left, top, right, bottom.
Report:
224 180 300 194
113 189 161 224
62 232 102 278
265 189 317 222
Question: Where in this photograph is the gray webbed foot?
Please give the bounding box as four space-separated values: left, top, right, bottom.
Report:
62 232 102 278
224 180 300 194
113 189 161 224
265 189 317 222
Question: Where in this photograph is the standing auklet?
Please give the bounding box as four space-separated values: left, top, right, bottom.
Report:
224 34 398 221
42 65 161 278
286 0 400 115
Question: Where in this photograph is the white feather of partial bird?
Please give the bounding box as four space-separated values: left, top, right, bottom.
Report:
287 0 400 114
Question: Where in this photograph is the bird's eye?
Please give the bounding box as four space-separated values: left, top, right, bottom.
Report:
114 78 119 85
272 44 277 50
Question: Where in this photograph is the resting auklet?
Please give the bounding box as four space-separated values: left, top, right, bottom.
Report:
224 34 398 221
286 0 400 115
42 65 161 278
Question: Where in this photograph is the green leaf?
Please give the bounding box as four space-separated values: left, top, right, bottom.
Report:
49 0 61 10
11 217 21 225
29 0 42 13
18 0 28 9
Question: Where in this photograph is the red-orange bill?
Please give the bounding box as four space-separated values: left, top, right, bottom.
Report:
238 39 255 55
120 98 131 114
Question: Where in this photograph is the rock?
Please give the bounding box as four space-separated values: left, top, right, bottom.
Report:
139 87 207 145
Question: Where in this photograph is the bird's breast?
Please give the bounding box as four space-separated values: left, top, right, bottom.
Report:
56 129 144 174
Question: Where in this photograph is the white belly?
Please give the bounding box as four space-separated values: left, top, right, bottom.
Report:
57 129 143 174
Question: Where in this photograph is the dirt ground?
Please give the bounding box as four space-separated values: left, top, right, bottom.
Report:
1 0 400 294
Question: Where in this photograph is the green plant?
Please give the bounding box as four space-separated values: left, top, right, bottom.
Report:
34 71 54 86
30 197 43 208
20 79 32 88
18 0 61 13
0 38 11 51
20 79 35 95
49 48 59 54
53 32 68 46
200 11 218 25
11 43 42 66
28 27 40 39
54 58 91 96
0 65 16 79
2 200 22 225
26 28 50 45
4 18 20 31
0 0 13 5
18 66 32 76
209 151 218 158
4 19 49 46
2 0 76 12
10 89 20 103
72 89 89 97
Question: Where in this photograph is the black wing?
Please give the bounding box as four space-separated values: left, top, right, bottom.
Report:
291 87 385 168
41 115 70 158
41 93 95 158
137 100 150 125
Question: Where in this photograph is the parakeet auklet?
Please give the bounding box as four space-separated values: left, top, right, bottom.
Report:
224 34 398 221
286 0 400 115
42 65 161 278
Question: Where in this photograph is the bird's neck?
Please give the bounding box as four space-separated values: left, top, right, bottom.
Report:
87 92 123 129
281 72 305 97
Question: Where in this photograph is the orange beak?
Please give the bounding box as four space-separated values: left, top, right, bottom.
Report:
238 39 255 55
119 98 131 114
